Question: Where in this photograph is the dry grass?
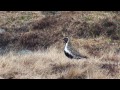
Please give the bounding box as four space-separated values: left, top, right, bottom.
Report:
0 46 119 79
0 11 120 50
0 11 45 30
0 11 120 79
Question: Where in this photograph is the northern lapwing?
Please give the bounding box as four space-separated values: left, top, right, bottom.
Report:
63 37 88 59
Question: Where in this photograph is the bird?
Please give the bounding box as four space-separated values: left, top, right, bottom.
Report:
63 37 88 59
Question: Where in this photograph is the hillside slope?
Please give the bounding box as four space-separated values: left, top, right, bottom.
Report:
0 11 120 79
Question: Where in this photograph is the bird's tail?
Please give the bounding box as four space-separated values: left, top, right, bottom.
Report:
75 55 88 59
83 56 88 59
79 55 88 59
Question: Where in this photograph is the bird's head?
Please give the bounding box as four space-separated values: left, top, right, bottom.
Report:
63 37 69 43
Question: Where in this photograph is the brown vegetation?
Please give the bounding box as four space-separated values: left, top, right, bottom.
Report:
0 11 120 79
